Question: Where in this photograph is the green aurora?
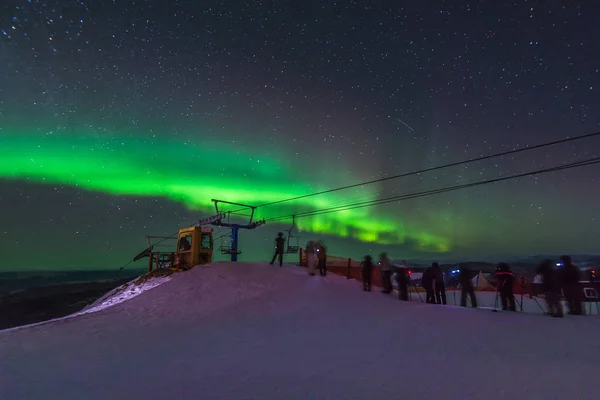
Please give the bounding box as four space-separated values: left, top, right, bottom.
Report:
0 131 450 253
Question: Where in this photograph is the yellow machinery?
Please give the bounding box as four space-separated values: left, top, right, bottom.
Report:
136 225 214 272
175 225 214 269
133 207 264 272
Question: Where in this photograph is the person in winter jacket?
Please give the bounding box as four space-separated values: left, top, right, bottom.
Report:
536 259 563 317
315 241 327 276
496 263 516 311
305 240 317 276
458 266 477 308
558 255 582 315
270 232 286 267
432 262 447 305
362 255 373 292
422 267 435 303
396 267 409 301
379 252 392 294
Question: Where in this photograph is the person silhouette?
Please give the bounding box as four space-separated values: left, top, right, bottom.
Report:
270 232 285 267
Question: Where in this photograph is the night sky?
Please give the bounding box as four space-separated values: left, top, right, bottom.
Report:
1 1 599 271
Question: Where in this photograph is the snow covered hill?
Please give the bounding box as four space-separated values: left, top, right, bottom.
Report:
1 262 599 399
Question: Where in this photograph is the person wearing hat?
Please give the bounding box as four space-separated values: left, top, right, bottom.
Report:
270 232 286 267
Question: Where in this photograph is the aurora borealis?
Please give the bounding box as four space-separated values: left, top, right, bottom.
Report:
0 130 450 253
1 1 599 270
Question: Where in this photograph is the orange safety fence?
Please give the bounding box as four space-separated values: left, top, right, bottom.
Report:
298 249 535 294
299 249 384 287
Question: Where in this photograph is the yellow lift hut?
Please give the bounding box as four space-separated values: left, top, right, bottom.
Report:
176 225 214 269
132 213 225 272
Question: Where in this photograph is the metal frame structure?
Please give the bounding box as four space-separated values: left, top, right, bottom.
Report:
133 235 179 272
210 199 266 262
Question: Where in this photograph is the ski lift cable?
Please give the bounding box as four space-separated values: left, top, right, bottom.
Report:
267 157 600 221
247 130 600 210
266 156 600 222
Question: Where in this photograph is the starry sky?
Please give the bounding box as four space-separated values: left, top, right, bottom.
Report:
1 1 599 271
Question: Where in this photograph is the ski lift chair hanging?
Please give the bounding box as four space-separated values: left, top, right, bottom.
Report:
284 216 300 254
219 233 242 255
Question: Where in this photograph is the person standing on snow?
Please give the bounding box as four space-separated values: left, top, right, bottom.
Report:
316 241 328 276
379 252 392 294
362 255 374 292
396 267 409 301
458 266 477 308
422 266 435 303
496 263 516 311
270 232 286 267
432 262 447 305
536 259 563 317
558 255 582 315
305 240 317 276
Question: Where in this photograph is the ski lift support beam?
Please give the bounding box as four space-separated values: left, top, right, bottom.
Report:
209 199 266 262
212 199 256 224
195 213 227 227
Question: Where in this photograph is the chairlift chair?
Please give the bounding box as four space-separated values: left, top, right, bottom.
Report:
284 216 301 253
219 233 242 255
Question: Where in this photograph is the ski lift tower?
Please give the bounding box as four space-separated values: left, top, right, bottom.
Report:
210 199 266 262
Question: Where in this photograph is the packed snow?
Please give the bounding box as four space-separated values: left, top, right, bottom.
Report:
77 275 172 316
1 262 599 400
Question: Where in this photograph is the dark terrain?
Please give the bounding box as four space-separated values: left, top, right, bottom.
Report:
0 269 144 330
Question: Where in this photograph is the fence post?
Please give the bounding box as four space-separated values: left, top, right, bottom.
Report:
148 252 153 273
347 258 351 279
299 248 303 267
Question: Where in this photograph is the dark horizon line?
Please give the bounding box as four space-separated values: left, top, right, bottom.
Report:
2 253 600 273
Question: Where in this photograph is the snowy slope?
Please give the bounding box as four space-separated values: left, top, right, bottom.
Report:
77 274 172 315
1 262 599 400
0 272 172 334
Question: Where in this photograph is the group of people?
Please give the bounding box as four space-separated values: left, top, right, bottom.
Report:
362 257 478 308
360 253 410 301
358 254 586 316
272 235 587 317
270 233 329 276
304 240 328 276
536 255 583 317
421 262 449 305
